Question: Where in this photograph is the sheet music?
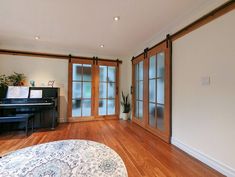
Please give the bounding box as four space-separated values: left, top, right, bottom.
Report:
7 86 29 98
30 90 43 98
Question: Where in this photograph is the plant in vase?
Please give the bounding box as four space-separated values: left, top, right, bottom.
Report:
121 91 131 120
8 72 26 86
0 74 10 98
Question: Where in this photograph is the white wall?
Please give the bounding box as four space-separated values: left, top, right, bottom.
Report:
172 10 235 176
0 55 68 122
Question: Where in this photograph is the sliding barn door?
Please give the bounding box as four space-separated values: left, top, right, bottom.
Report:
132 54 145 126
68 59 95 121
132 39 171 143
68 58 119 122
147 42 171 142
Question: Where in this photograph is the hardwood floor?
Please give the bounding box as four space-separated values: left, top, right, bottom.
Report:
0 120 224 177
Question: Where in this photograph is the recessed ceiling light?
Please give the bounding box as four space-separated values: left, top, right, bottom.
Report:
100 44 104 48
113 16 120 21
35 36 40 40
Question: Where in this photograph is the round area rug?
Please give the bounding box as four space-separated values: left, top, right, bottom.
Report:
0 140 128 177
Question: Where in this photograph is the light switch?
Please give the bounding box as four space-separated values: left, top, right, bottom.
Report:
201 76 210 86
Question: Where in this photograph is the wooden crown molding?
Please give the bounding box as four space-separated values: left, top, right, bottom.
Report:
0 49 122 64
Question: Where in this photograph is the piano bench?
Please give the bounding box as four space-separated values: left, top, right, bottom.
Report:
0 114 34 136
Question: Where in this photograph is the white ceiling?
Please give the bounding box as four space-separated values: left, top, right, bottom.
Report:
0 0 226 58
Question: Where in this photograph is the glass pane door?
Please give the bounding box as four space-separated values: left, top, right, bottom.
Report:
148 52 165 131
72 64 92 117
134 61 144 120
99 66 116 115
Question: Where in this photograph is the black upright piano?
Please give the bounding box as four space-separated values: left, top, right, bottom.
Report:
0 87 59 131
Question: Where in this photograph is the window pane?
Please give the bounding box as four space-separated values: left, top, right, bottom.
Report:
157 52 165 78
149 56 156 79
83 82 91 98
135 81 139 100
99 83 107 99
157 104 164 131
108 99 115 115
99 66 107 82
149 80 156 103
82 100 91 116
149 103 156 127
135 64 138 81
108 67 116 82
72 82 81 99
139 101 143 119
72 99 81 117
99 99 107 115
139 61 143 80
139 81 143 101
157 79 164 104
108 82 115 98
135 101 138 118
83 64 92 81
73 64 82 81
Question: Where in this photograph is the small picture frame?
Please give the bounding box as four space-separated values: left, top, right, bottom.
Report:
48 80 55 87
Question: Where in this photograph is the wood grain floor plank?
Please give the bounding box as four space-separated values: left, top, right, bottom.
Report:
0 120 224 177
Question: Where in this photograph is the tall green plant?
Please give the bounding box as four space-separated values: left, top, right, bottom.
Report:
121 91 130 113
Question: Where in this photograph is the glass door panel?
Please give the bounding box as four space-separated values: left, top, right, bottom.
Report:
134 61 144 120
72 64 92 117
99 66 116 116
148 52 165 130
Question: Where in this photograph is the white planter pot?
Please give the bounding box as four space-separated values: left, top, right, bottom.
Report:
122 113 129 120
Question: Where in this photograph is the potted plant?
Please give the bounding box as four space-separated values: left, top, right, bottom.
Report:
8 72 26 86
0 74 10 98
121 91 131 120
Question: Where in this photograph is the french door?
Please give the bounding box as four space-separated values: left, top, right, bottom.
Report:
68 58 119 122
132 40 171 143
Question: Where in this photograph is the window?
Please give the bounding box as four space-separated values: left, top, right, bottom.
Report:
134 61 143 120
72 64 92 117
99 66 116 115
148 53 165 131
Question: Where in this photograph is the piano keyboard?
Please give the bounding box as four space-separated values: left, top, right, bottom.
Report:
0 102 53 106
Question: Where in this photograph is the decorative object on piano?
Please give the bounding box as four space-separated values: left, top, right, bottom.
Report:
120 91 131 120
48 80 55 87
0 140 128 177
30 80 35 87
8 72 26 86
